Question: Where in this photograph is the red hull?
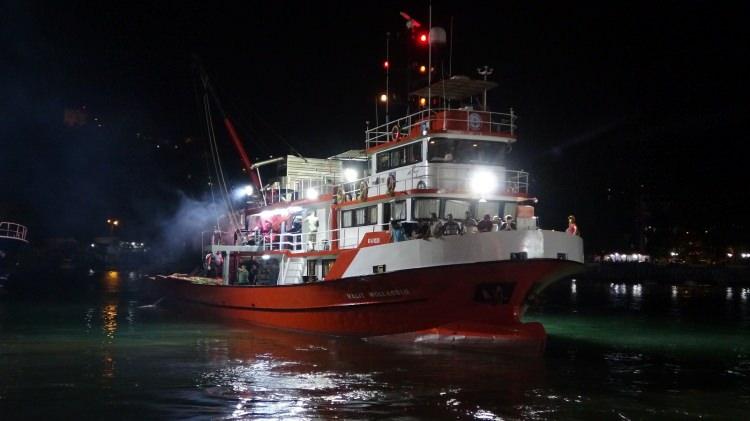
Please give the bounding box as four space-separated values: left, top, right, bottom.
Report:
153 259 581 344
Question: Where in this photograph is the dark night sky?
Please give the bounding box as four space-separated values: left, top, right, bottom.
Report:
1 1 746 253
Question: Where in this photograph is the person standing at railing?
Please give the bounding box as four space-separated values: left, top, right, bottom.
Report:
463 211 478 234
501 215 516 231
477 215 493 232
429 213 443 238
389 220 406 242
237 265 249 285
442 214 461 236
566 215 579 236
305 212 319 250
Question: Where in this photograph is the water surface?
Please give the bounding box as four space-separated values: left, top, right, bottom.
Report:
1 272 748 419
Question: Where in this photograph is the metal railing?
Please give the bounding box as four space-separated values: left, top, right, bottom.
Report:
256 225 377 252
339 166 529 200
0 222 28 242
365 108 517 149
263 176 339 204
260 165 529 207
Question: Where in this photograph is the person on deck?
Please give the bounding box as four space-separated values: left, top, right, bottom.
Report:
429 213 443 238
305 212 319 250
214 251 224 278
442 214 461 236
463 211 478 234
501 215 516 231
566 215 579 236
237 264 249 285
477 214 493 232
390 220 406 242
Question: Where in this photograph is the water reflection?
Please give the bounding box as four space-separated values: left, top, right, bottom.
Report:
189 325 547 419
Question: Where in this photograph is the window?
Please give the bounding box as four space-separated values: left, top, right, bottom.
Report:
384 200 406 222
322 259 336 278
428 138 506 166
443 199 471 219
377 153 390 172
376 142 422 172
342 205 378 228
476 201 500 219
503 202 517 219
413 198 440 219
307 260 317 277
391 201 406 221
342 211 353 228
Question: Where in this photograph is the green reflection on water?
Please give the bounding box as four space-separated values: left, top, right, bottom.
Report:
527 312 750 357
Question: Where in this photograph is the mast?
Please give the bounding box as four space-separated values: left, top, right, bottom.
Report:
196 63 261 192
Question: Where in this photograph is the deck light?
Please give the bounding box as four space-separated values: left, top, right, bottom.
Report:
306 188 319 200
261 254 270 260
344 168 358 183
379 94 388 103
470 171 498 196
419 65 426 73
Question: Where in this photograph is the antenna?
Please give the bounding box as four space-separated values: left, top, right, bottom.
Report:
427 4 432 115
449 16 453 77
477 65 494 110
385 32 390 125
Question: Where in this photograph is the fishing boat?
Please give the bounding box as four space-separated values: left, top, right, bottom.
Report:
0 221 29 288
153 21 583 352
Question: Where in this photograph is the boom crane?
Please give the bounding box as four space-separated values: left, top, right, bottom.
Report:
196 63 262 192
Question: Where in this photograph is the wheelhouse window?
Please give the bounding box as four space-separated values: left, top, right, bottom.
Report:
376 142 422 172
342 205 378 228
427 138 506 166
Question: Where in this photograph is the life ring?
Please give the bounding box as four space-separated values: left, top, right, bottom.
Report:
357 180 369 201
391 125 401 141
416 180 426 190
386 174 396 195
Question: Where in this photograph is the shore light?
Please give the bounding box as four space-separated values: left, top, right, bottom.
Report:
344 168 358 183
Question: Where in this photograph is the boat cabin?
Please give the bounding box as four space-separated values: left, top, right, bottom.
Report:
207 77 538 286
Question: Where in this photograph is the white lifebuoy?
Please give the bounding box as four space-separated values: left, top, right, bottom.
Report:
386 174 396 195
391 125 401 141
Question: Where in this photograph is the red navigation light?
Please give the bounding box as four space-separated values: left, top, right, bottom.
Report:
418 32 428 44
419 65 427 73
383 60 389 69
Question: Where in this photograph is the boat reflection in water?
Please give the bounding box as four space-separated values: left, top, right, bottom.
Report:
190 322 545 420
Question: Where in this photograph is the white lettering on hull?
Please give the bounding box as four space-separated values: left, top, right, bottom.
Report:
346 288 411 300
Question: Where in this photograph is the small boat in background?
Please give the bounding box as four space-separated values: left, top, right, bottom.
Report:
0 221 29 288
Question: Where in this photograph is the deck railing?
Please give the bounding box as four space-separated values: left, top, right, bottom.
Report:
339 166 529 200
260 166 529 206
0 222 28 242
365 108 517 150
